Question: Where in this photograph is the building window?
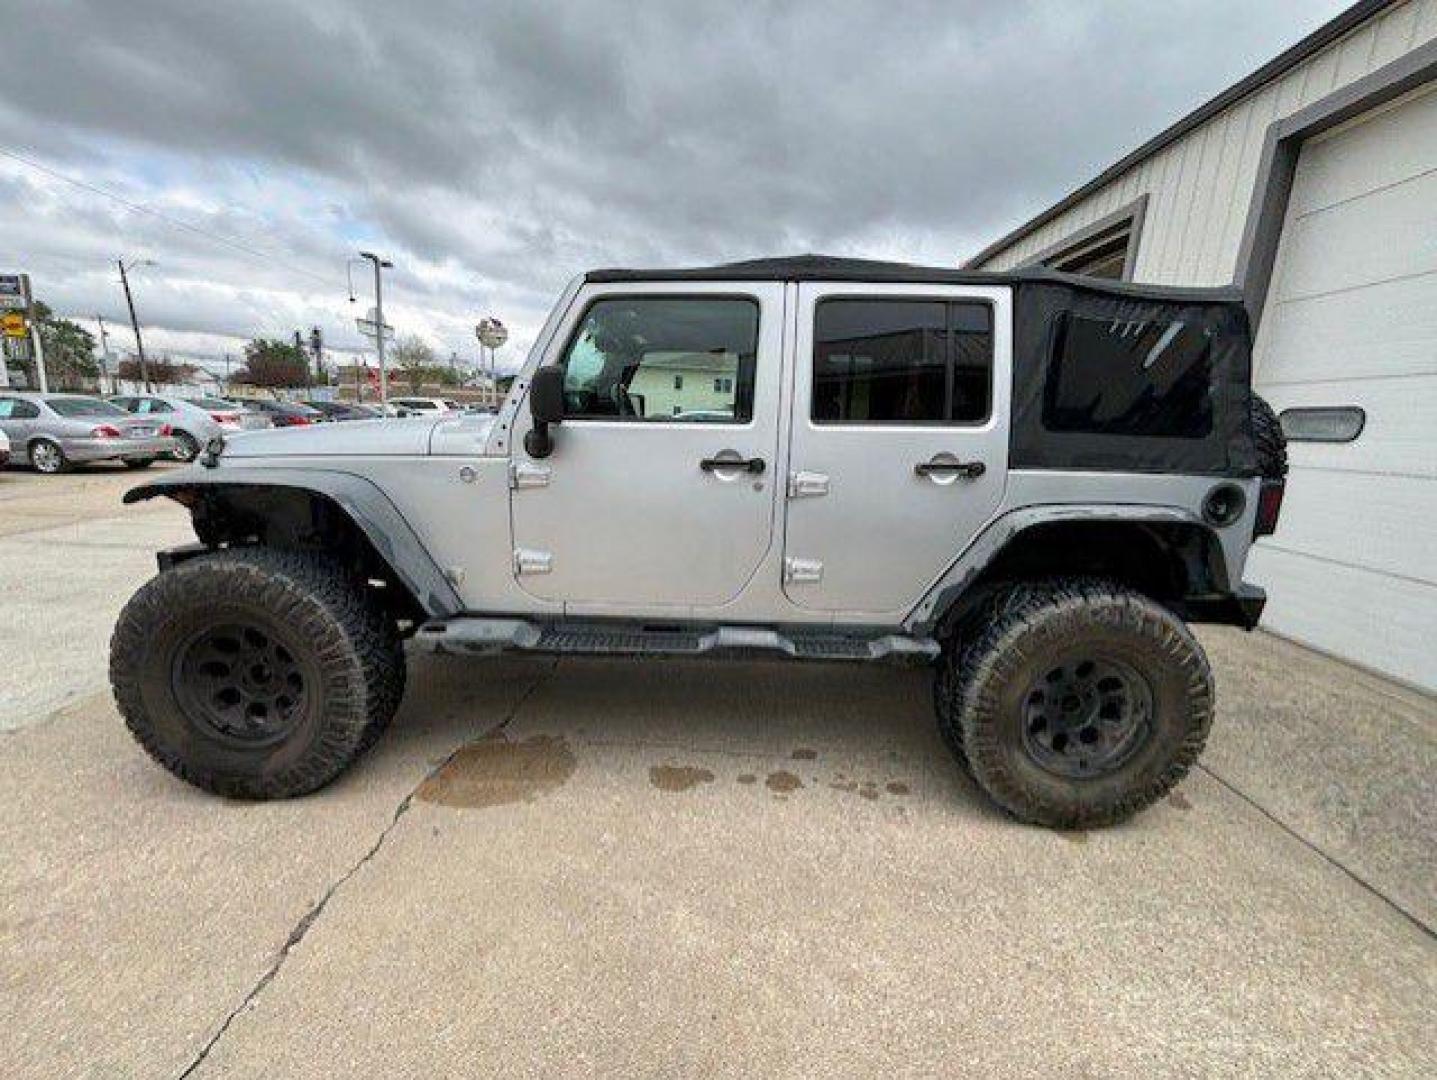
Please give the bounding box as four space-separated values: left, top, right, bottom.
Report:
673 375 683 390
812 299 992 425
1035 196 1148 281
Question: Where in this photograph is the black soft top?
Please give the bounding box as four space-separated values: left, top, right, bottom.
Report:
585 254 1242 303
585 254 1256 477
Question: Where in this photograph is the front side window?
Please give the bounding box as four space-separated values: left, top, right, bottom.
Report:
813 299 992 425
1043 313 1213 438
560 297 759 423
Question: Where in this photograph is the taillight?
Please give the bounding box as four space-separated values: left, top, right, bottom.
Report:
158 424 173 436
91 425 122 438
1254 481 1285 538
290 416 311 425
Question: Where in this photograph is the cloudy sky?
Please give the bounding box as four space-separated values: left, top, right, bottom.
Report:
0 0 1351 374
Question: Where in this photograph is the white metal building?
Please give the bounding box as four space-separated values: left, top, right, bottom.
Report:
967 0 1437 691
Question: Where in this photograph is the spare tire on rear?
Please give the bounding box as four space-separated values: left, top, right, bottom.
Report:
1251 393 1288 481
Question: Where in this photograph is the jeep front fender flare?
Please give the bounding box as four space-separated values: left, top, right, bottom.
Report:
124 467 464 619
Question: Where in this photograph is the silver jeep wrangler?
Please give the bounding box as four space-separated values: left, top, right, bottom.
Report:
111 256 1287 828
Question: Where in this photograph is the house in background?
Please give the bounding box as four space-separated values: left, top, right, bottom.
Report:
966 0 1437 691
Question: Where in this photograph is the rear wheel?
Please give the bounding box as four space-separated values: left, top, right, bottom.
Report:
110 548 406 798
938 579 1213 828
172 430 201 462
29 438 67 474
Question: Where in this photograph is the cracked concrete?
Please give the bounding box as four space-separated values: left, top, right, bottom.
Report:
2 467 1434 1078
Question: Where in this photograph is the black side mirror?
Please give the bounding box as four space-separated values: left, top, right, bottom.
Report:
524 365 564 458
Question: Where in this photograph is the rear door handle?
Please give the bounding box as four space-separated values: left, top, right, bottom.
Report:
700 456 766 474
914 459 985 479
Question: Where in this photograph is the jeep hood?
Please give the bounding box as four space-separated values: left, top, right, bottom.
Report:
220 413 494 458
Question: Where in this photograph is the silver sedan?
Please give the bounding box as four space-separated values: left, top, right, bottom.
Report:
0 392 179 473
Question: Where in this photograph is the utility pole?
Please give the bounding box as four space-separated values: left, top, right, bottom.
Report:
117 258 152 392
358 252 392 408
95 314 115 393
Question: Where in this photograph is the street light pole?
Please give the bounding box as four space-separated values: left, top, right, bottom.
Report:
358 252 392 408
117 258 152 392
95 314 114 393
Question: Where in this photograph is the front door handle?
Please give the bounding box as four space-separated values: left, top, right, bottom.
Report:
915 458 985 479
700 455 766 474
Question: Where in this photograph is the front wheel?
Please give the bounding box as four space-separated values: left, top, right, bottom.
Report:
110 548 406 798
939 579 1213 829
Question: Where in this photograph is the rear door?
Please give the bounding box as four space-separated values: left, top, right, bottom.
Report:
509 282 784 611
782 282 1011 616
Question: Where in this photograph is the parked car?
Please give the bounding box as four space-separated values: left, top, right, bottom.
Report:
0 426 9 468
0 391 179 472
240 399 325 427
111 394 269 462
302 400 381 422
112 255 1287 829
388 396 461 414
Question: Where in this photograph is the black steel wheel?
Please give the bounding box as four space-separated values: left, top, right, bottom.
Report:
1020 656 1153 779
110 547 406 799
172 621 313 745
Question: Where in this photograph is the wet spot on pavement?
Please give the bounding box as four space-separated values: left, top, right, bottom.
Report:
885 781 910 796
1168 791 1192 811
765 770 803 794
736 773 757 785
649 765 715 793
828 779 858 793
791 748 817 761
858 782 879 801
416 734 576 809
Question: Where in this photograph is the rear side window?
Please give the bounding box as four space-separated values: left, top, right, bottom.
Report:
812 299 992 425
1044 313 1213 438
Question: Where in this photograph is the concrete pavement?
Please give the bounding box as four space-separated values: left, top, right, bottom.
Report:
1 467 1433 1078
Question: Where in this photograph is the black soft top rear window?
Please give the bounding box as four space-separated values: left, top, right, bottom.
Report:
1044 313 1213 439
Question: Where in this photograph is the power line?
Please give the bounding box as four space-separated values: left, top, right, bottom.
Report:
0 144 340 290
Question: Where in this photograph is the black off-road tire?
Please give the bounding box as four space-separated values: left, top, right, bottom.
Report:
1251 393 1288 481
951 579 1213 829
110 547 406 798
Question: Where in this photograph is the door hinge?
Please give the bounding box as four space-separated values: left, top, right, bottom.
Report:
783 557 823 584
787 470 830 498
513 548 553 575
509 461 552 490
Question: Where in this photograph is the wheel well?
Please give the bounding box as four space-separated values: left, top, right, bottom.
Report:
936 519 1230 636
177 485 426 624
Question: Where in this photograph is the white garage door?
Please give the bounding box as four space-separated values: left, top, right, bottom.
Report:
1249 83 1437 691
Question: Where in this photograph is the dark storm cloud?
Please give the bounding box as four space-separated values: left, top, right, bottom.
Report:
0 0 1350 360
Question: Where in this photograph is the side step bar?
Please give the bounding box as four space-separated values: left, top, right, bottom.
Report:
414 617 939 663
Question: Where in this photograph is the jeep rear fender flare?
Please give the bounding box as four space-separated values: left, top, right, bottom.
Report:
124 467 464 619
904 504 1226 634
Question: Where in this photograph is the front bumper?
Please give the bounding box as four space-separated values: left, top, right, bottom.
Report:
61 436 180 463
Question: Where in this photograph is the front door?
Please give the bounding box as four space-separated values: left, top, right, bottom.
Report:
782 282 1011 616
510 283 784 610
